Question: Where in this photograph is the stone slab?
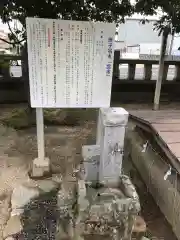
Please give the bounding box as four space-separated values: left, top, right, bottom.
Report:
82 145 100 182
31 157 50 178
100 107 129 126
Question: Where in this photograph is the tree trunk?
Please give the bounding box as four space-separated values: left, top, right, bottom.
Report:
169 30 175 56
153 28 169 110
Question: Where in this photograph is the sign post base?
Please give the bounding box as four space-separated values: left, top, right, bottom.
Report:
30 108 50 178
31 157 50 178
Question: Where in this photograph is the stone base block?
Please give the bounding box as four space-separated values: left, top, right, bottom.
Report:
82 145 100 183
75 175 141 240
31 157 50 178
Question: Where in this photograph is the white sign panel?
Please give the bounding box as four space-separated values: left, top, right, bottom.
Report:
26 18 116 108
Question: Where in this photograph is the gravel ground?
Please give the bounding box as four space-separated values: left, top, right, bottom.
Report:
0 106 177 240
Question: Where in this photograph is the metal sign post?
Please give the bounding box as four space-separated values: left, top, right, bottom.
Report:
32 107 50 177
36 108 45 162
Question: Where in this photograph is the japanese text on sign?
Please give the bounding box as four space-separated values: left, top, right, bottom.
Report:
26 18 116 108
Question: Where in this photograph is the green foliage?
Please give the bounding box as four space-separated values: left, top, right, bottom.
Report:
0 57 10 77
0 107 97 129
0 0 134 45
0 59 9 69
1 0 180 44
135 0 180 34
0 0 133 26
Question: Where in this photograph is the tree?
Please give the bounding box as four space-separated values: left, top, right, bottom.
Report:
0 0 135 107
135 0 180 35
134 0 180 110
0 0 134 45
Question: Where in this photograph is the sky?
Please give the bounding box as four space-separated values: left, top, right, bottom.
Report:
0 20 22 33
0 22 8 32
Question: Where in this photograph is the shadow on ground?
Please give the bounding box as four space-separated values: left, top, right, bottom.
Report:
16 189 58 240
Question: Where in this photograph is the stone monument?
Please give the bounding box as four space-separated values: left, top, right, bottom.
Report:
56 108 141 240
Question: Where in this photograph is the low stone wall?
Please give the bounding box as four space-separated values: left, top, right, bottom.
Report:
127 129 180 240
1 78 180 104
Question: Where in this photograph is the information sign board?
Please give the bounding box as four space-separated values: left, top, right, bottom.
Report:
26 18 116 108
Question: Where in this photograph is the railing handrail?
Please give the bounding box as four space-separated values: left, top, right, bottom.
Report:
118 58 180 65
1 52 180 82
113 50 180 81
